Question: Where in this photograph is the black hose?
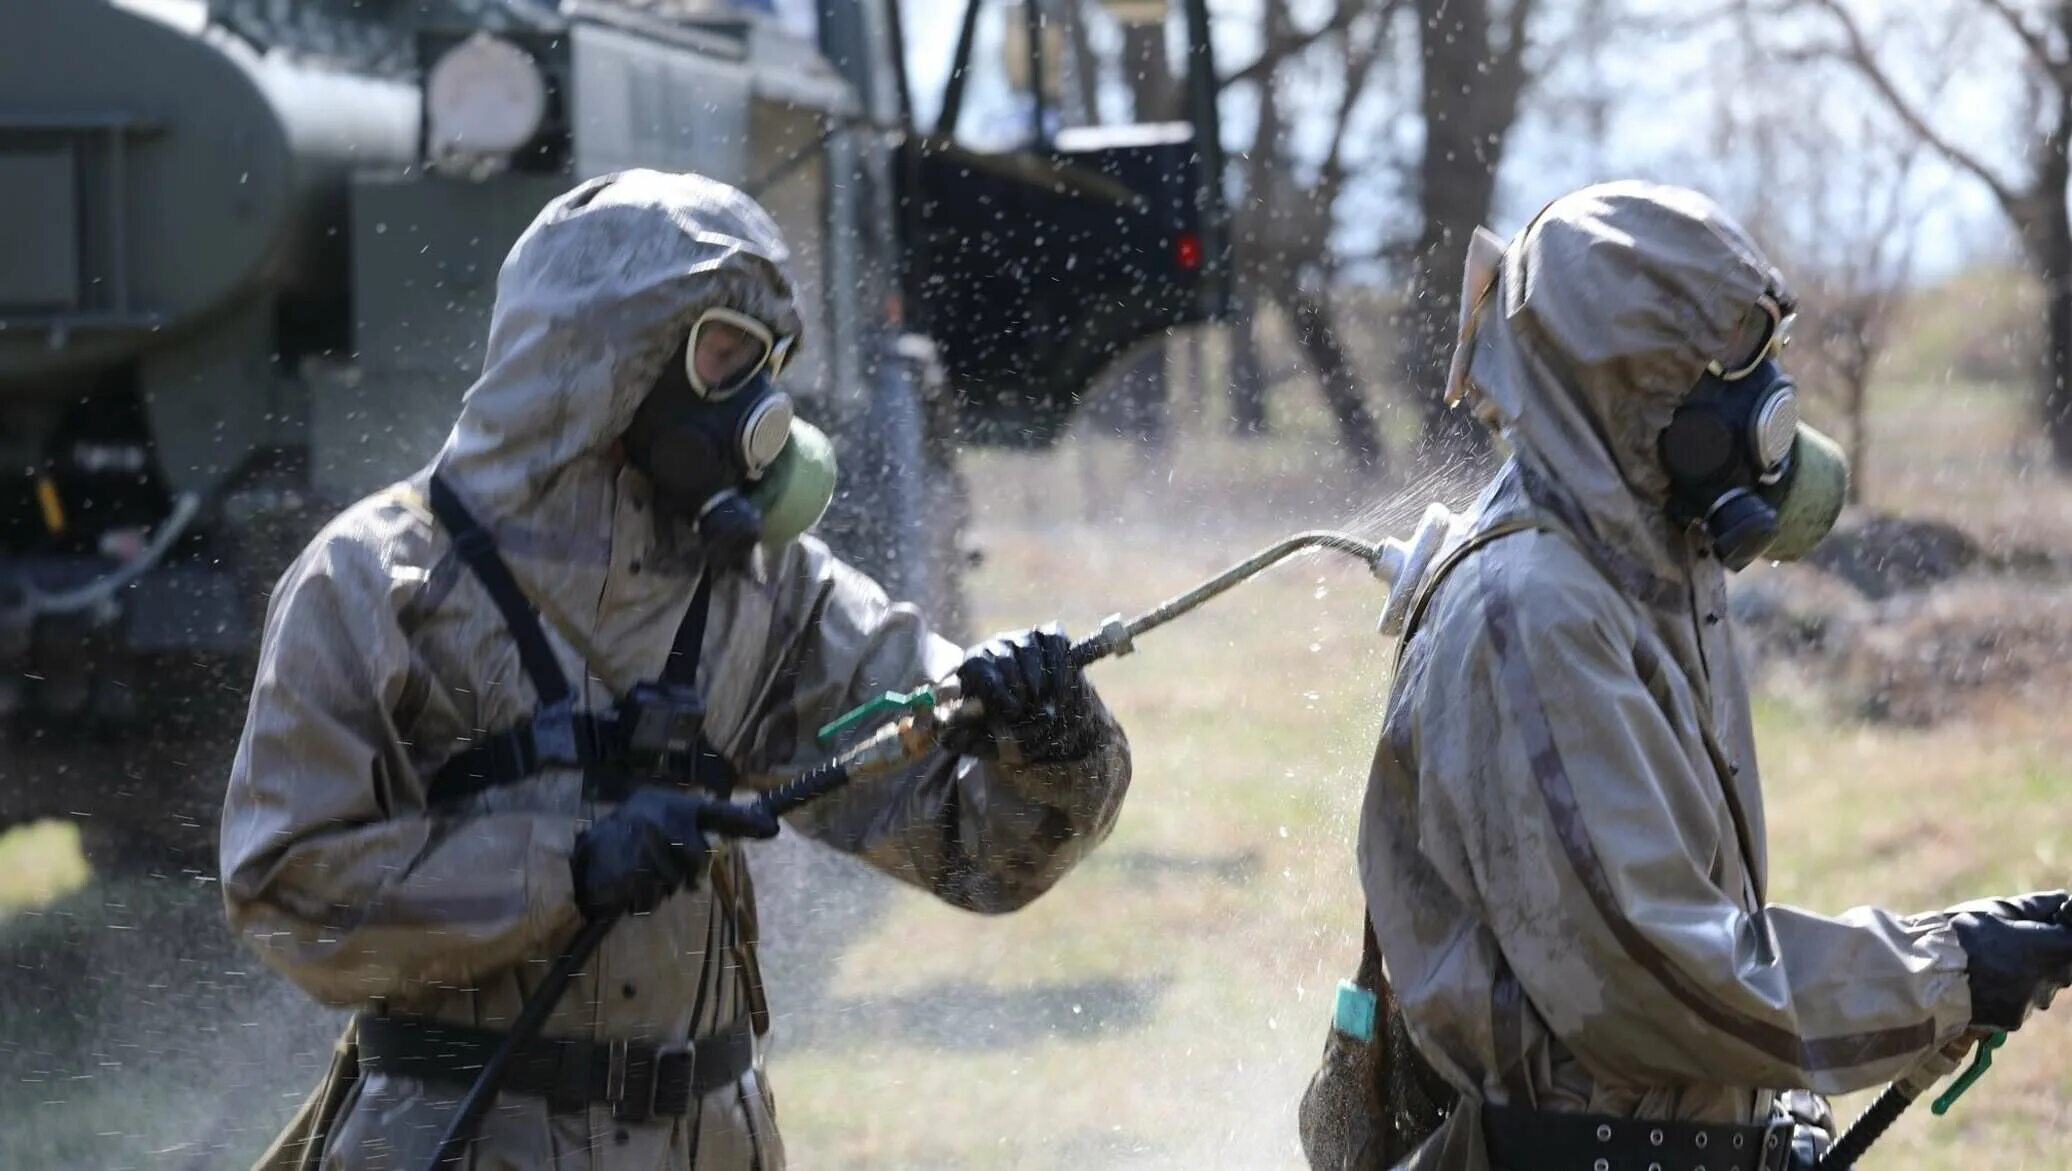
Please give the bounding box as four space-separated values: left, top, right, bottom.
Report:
751 760 853 820
428 914 617 1168
430 645 1104 1168
1816 1084 1913 1170
426 761 853 1169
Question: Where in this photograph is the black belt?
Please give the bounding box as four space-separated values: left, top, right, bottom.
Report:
1484 1104 1795 1171
356 1012 756 1122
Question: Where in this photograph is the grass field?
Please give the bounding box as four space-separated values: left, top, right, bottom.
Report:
766 381 2072 1170
3 369 2069 1169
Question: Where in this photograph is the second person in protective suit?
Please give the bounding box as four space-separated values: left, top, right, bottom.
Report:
220 169 1132 1170
1310 182 2072 1171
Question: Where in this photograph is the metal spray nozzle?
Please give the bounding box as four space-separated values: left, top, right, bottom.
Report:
1372 503 1458 640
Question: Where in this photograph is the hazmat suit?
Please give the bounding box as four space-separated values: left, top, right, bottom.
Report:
220 170 1131 1171
1354 183 1983 1170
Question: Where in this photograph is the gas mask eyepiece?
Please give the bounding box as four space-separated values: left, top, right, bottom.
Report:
1660 301 1848 571
624 308 833 568
685 305 795 399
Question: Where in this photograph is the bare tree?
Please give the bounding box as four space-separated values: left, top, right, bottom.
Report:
1056 0 1556 472
1797 142 1927 504
1793 0 2072 471
1227 0 1405 473
1746 124 1926 504
1685 8 1937 505
1223 0 1549 463
1399 0 1542 456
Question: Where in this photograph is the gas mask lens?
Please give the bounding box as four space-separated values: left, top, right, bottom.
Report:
1708 292 1796 382
685 307 795 399
1662 290 1847 573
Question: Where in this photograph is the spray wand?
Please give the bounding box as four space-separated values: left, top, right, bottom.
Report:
426 507 1457 1168
810 520 1448 754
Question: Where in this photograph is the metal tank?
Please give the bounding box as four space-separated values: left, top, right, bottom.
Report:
0 0 1224 856
0 1 418 386
1 1 421 748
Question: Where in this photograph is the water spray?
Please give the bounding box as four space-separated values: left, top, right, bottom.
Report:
426 505 1458 1168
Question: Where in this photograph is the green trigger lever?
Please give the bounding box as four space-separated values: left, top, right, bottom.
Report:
1931 1031 2006 1116
817 685 939 744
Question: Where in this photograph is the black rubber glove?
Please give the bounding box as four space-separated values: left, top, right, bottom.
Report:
572 788 780 919
942 625 1100 764
1945 890 2072 1031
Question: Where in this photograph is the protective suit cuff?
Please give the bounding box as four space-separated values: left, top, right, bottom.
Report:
1917 919 1976 1047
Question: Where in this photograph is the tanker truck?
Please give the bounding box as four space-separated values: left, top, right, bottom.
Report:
0 0 1225 855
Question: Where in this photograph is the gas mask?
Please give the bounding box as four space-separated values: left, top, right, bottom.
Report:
623 307 837 568
1658 295 1849 571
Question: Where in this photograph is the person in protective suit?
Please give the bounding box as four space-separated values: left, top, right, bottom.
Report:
220 169 1132 1171
1324 182 2072 1171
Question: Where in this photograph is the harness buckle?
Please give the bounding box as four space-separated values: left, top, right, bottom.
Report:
620 682 707 773
532 699 582 767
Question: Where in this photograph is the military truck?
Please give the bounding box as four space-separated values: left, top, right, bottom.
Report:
0 0 1225 852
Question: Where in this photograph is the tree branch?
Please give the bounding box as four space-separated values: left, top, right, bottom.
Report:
1318 0 1406 196
1501 0 1538 72
1216 0 1365 91
1611 0 1790 38
1976 0 2068 80
1801 0 2026 218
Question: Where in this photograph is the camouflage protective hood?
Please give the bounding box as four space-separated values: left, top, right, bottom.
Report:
1448 181 1786 580
431 169 804 523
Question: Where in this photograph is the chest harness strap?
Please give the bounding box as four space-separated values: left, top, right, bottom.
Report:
423 475 736 806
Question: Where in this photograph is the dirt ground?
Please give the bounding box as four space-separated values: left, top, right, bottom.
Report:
3 374 2069 1169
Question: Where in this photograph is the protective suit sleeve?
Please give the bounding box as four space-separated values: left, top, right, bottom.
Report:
1422 542 1971 1094
219 522 581 1007
751 550 1131 913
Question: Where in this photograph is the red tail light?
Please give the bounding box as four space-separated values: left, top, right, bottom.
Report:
1175 231 1202 271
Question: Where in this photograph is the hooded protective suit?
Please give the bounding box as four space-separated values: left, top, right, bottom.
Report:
221 170 1130 1171
1356 183 1972 1170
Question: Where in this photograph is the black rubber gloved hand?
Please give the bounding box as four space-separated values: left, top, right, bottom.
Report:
572 788 780 919
942 626 1100 764
1944 890 2072 1031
